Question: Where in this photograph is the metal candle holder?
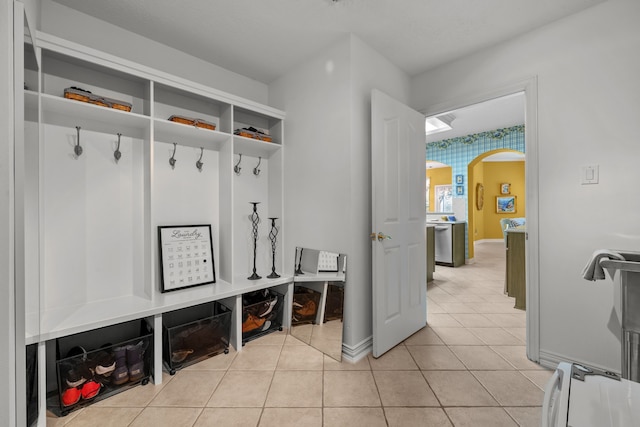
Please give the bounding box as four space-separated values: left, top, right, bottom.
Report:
248 202 261 280
267 217 280 279
295 247 304 275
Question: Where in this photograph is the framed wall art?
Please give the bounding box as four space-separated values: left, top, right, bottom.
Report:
500 183 511 194
455 174 464 184
496 196 517 214
158 225 216 292
456 185 464 195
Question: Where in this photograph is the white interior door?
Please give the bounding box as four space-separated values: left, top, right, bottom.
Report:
371 89 426 358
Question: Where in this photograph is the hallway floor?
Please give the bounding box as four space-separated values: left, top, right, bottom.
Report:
47 241 551 427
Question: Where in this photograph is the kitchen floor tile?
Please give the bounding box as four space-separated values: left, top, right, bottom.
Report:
264 371 322 407
368 345 419 370
422 370 498 407
472 371 545 406
407 345 466 370
384 407 452 427
444 407 518 427
206 370 273 407
323 371 381 407
373 370 439 406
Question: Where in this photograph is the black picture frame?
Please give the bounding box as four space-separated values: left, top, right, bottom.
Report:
158 225 216 293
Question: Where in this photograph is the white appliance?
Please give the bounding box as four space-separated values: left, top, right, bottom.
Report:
542 362 640 427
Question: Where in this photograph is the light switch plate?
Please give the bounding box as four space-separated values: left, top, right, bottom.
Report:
581 164 599 185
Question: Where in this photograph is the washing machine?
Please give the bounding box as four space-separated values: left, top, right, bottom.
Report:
542 362 640 426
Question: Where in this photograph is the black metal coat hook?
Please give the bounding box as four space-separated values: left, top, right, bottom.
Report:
114 133 122 162
234 153 242 175
253 156 262 176
169 143 177 169
196 147 204 172
74 126 83 157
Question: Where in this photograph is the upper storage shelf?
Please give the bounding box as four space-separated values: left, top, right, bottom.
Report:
39 49 151 138
233 106 283 158
153 82 232 150
41 50 150 115
40 93 151 138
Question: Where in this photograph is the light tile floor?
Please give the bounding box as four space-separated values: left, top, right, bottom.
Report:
47 241 552 426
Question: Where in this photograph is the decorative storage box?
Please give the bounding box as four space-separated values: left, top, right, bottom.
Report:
242 289 284 344
324 283 344 322
63 86 133 112
234 127 273 142
292 286 321 325
168 115 216 130
51 319 152 416
162 301 231 375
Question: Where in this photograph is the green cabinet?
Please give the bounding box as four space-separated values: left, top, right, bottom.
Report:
451 223 466 268
506 230 526 310
427 226 435 282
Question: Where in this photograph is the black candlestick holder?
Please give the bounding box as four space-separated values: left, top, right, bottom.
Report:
295 247 304 275
267 217 280 279
248 202 261 280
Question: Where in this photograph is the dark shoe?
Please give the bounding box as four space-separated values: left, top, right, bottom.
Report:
63 364 90 388
126 341 146 382
91 350 116 379
112 346 129 385
63 346 90 388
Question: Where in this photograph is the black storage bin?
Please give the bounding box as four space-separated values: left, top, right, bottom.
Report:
242 289 284 344
26 343 38 426
162 301 232 374
324 283 344 322
292 286 321 325
50 318 152 416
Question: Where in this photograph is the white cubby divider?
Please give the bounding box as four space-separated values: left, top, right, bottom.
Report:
19 31 291 417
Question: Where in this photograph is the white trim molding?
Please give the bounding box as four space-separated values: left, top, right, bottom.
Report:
342 335 372 363
420 75 541 365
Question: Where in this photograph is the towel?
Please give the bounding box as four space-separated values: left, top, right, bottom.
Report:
582 250 625 281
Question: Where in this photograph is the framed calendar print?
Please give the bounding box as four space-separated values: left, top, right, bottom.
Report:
158 225 216 292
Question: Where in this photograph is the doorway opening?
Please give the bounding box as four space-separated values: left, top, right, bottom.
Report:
424 82 539 362
467 148 525 260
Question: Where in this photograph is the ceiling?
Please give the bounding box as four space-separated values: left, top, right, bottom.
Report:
426 92 526 169
425 92 525 143
51 0 605 84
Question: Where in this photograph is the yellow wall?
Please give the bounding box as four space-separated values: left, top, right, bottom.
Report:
470 162 485 240
482 161 525 239
426 166 452 211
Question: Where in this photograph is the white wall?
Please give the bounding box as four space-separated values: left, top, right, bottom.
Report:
269 34 410 352
410 0 640 371
268 38 353 279
1 2 14 425
38 0 268 105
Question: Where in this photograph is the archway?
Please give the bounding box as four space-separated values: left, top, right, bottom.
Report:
467 149 525 259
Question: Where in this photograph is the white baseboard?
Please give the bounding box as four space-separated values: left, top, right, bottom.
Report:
342 335 372 363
